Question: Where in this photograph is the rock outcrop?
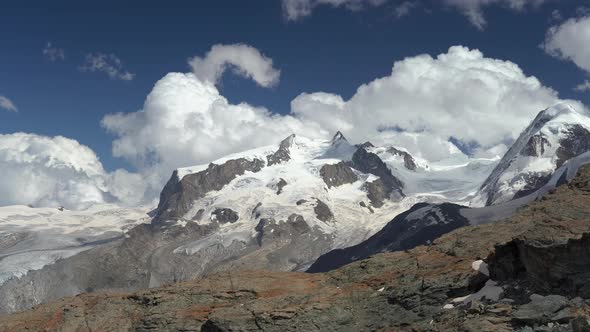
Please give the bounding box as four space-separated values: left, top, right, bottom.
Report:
267 134 295 166
319 162 358 188
387 147 418 171
313 199 334 222
5 165 590 331
349 146 404 207
210 208 239 224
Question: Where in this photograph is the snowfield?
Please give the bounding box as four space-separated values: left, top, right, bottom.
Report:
0 204 150 284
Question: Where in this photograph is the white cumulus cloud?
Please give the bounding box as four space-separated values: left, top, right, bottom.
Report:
188 44 280 88
0 96 17 112
291 46 583 160
544 15 590 76
0 133 148 209
0 133 108 209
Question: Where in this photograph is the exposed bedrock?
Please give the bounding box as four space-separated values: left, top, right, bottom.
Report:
313 199 334 222
488 232 590 298
267 134 295 166
348 147 404 207
387 147 418 171
319 162 358 188
211 208 239 224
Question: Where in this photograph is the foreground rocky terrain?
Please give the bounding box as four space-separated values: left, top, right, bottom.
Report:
4 164 590 331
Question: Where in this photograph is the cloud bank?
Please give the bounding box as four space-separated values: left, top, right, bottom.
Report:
0 133 147 209
188 44 280 88
0 96 17 112
0 133 108 209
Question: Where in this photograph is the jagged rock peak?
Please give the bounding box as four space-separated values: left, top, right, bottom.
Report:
279 133 296 149
331 131 347 143
357 141 375 149
267 134 296 166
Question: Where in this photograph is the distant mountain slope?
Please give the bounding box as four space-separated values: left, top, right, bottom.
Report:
475 103 590 206
307 202 470 273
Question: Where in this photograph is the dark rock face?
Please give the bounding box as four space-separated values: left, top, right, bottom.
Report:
349 147 404 207
267 134 295 166
556 124 590 168
363 179 392 208
313 199 334 222
211 208 239 224
276 178 287 195
155 158 265 223
489 232 590 298
522 134 550 157
308 203 469 273
387 147 418 171
251 202 262 218
319 162 358 188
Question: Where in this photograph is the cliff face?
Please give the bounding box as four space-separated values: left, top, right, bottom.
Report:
4 166 590 331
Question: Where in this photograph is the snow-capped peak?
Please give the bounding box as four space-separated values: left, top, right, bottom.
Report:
475 103 590 206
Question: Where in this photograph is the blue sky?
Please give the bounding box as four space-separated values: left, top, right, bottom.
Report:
1 0 589 171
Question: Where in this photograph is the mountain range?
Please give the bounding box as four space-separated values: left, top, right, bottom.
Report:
1 103 590 319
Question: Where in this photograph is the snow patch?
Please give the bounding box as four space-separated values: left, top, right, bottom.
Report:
472 260 489 276
452 280 503 304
